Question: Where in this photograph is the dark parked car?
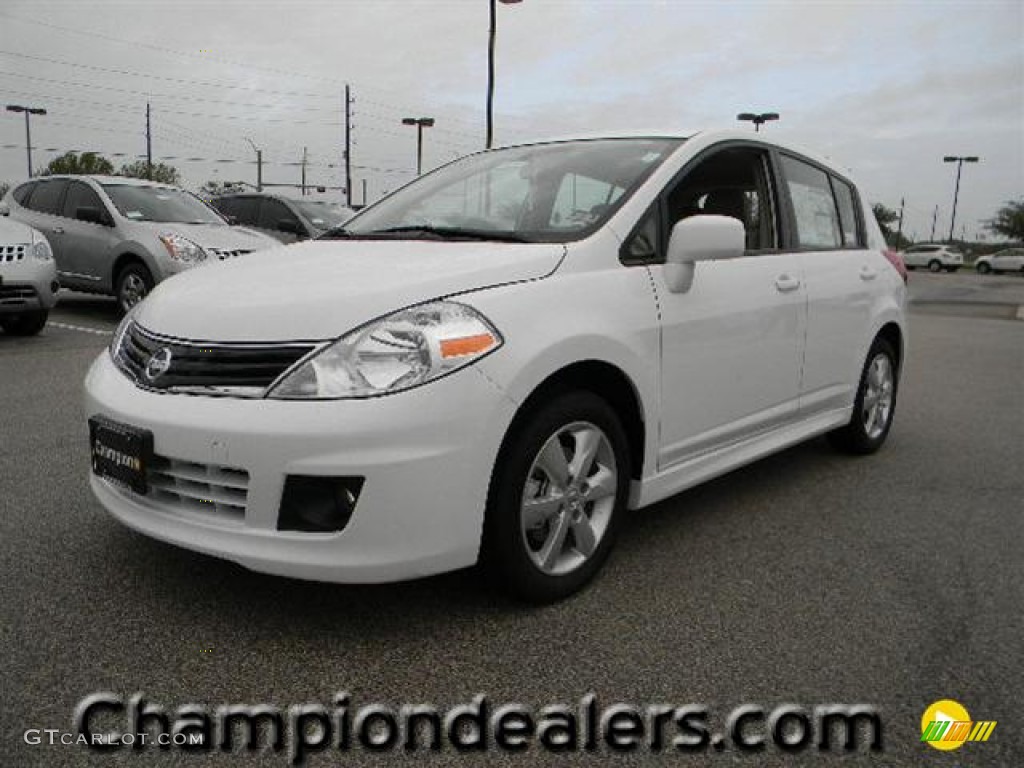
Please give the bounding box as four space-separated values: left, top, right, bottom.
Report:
211 193 355 243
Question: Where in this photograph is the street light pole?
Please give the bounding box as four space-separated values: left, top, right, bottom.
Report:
244 137 263 192
943 155 979 242
737 112 779 132
6 104 47 177
486 0 522 149
402 117 435 175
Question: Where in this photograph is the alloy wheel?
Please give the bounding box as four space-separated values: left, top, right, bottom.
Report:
519 421 617 576
861 354 894 440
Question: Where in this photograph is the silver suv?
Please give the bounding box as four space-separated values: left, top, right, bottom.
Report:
5 176 278 313
899 243 964 273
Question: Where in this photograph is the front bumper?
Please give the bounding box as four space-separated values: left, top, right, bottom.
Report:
0 256 58 313
84 353 519 583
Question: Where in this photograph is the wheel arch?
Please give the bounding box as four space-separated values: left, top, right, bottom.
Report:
875 321 904 373
110 250 155 292
495 359 647 482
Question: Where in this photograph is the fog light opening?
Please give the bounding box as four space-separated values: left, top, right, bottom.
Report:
277 475 364 533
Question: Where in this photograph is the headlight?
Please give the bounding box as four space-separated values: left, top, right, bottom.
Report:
267 301 503 400
31 238 52 261
158 233 207 264
109 309 136 361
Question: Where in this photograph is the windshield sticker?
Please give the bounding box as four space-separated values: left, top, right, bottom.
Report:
311 218 324 225
125 210 144 219
641 152 662 163
155 194 171 200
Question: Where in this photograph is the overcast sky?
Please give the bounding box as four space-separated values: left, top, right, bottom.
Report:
1 0 1021 241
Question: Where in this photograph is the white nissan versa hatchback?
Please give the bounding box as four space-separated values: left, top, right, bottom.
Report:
84 130 907 602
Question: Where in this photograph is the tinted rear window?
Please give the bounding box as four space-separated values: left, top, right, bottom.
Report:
27 179 69 215
12 181 36 205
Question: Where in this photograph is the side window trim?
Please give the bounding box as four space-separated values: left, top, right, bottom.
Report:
618 200 662 266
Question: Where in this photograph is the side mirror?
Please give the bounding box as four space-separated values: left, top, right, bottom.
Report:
277 219 304 236
76 206 111 226
664 215 745 293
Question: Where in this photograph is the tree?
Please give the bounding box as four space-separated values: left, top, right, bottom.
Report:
984 199 1024 242
118 160 181 186
42 151 114 176
872 203 910 248
199 180 247 198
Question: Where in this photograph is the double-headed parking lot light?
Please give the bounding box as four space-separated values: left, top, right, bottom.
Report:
6 104 47 177
943 156 979 242
401 117 435 175
737 112 779 132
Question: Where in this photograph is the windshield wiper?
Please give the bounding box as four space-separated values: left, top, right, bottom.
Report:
362 225 530 243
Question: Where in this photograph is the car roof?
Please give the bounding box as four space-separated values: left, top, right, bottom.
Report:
36 174 180 190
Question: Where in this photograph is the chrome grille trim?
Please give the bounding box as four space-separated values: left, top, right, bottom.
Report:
0 244 28 262
208 248 252 260
0 285 37 305
114 322 317 395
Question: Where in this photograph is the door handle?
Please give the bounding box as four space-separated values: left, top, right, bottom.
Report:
859 266 878 281
774 274 801 293
52 227 65 235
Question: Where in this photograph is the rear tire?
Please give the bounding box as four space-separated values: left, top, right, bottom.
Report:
928 260 942 273
115 262 154 315
0 309 48 336
482 391 630 603
976 262 991 274
828 337 898 455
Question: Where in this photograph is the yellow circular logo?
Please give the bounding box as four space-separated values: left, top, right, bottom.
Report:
921 699 970 751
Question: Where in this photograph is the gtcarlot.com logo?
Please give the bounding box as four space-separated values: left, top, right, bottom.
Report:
920 698 997 752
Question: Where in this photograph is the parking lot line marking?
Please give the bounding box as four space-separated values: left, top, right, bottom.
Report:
48 321 113 336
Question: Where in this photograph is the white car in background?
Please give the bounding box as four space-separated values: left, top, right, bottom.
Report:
0 214 58 336
899 243 964 272
85 129 907 602
974 248 1024 274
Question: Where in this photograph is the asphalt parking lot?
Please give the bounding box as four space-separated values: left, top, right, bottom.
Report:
2 271 1021 767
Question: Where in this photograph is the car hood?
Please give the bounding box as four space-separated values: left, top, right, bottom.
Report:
135 239 565 341
0 215 42 245
132 221 277 251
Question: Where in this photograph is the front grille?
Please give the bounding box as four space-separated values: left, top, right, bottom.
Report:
0 244 27 262
116 322 316 395
0 285 37 306
208 248 252 260
145 456 249 524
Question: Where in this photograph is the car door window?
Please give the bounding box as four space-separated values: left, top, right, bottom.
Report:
218 196 260 225
62 181 108 222
780 155 841 249
830 176 863 247
258 199 300 231
27 179 69 216
664 146 779 253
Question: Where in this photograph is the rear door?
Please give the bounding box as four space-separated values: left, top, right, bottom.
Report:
21 179 70 272
59 180 120 284
778 154 874 415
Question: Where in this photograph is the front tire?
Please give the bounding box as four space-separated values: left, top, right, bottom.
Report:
482 391 630 603
0 309 48 336
115 262 154 315
828 337 898 455
976 262 991 274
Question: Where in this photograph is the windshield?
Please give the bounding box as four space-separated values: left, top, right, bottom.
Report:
290 200 353 230
342 138 682 243
102 184 226 225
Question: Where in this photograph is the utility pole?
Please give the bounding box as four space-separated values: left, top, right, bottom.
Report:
930 205 938 241
362 179 367 207
896 197 905 245
301 147 307 196
344 84 353 207
486 0 522 149
146 102 153 180
402 117 435 175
